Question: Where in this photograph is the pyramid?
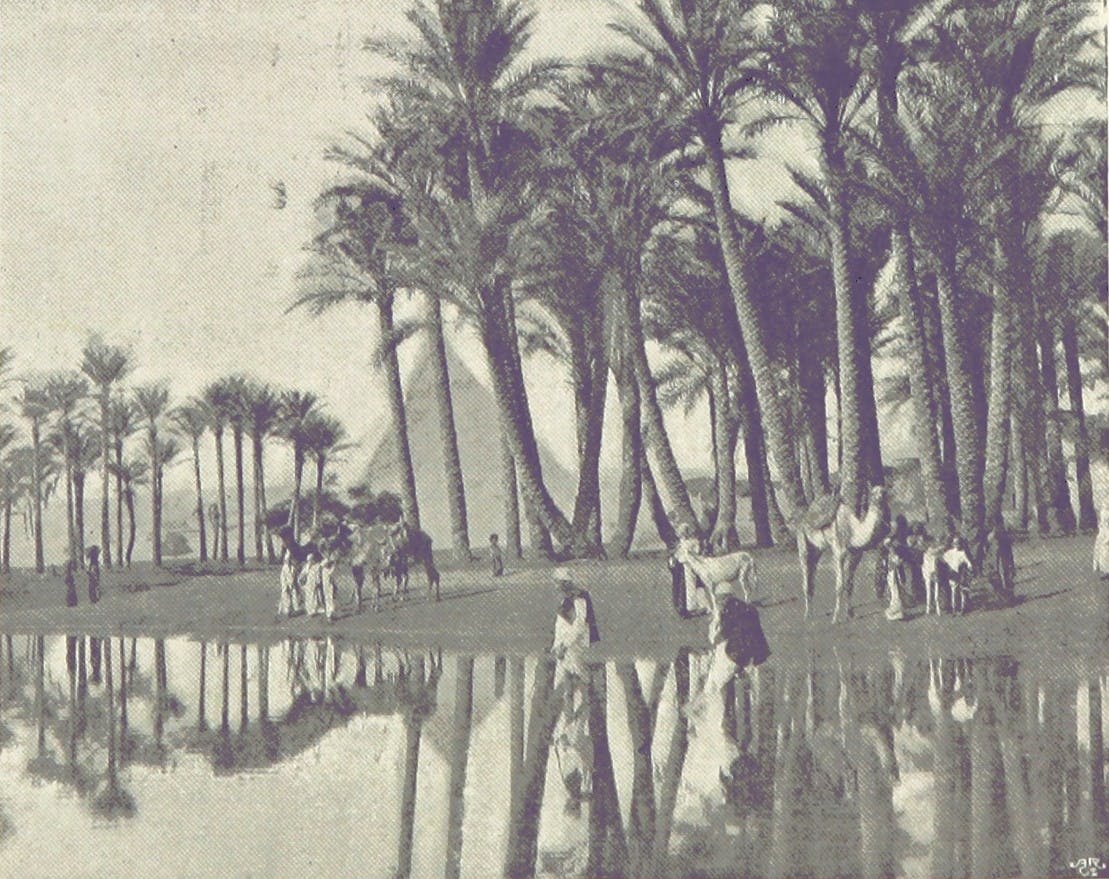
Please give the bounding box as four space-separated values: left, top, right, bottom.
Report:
362 340 580 551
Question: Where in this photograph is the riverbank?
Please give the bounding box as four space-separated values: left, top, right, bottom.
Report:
1 536 1106 671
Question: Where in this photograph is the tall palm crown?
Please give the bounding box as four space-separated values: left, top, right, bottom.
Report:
81 336 133 568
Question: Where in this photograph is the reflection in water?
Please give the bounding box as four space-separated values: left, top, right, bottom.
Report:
0 634 1105 878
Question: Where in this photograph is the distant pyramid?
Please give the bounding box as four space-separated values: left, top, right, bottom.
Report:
362 340 579 550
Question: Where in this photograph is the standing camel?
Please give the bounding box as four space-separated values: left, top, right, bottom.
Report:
797 485 890 623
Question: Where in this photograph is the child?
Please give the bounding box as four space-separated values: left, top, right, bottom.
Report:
489 533 504 577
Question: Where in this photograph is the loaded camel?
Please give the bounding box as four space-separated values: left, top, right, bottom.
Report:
797 485 890 623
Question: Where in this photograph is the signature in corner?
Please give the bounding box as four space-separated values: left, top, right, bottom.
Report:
1070 857 1107 878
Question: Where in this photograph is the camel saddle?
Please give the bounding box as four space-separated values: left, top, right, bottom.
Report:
801 488 842 531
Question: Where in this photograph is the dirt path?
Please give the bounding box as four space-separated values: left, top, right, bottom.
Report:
2 536 1106 671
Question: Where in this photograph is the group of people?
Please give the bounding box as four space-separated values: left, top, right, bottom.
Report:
63 545 101 608
876 515 1016 621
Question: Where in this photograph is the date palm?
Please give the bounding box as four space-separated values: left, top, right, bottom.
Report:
0 424 19 573
244 382 282 562
364 0 576 548
170 402 210 563
109 457 148 567
217 375 251 566
133 385 170 566
14 381 51 572
69 419 99 563
604 0 808 516
278 390 319 539
81 336 133 568
45 372 89 564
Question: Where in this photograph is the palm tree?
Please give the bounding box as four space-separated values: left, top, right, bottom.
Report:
133 385 170 566
364 0 578 548
14 381 51 572
81 336 133 568
107 397 138 567
294 187 423 533
746 1 883 511
154 436 182 555
0 424 19 573
170 402 210 563
45 372 89 565
278 390 318 538
201 381 233 561
244 383 282 562
604 0 808 515
303 413 348 531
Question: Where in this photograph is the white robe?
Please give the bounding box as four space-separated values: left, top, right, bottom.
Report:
1095 503 1109 575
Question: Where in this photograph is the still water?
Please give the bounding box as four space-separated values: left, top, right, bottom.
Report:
0 634 1105 879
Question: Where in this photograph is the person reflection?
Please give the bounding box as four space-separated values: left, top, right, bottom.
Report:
550 567 600 816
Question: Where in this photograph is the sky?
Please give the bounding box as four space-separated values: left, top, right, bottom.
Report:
0 0 802 494
3 1 1102 566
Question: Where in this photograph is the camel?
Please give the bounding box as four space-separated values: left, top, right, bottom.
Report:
796 484 890 623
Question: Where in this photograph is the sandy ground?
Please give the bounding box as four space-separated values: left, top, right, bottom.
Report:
1 536 1107 671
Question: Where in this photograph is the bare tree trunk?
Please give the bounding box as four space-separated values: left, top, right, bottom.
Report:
256 438 275 562
115 440 124 567
1011 416 1029 527
215 429 229 559
611 353 642 559
74 471 86 563
740 371 774 548
1038 316 1076 533
1 499 10 573
99 396 113 569
377 297 421 530
1061 317 1097 529
427 295 472 560
233 427 246 564
499 433 522 560
983 289 1012 530
641 447 677 548
710 365 740 551
31 421 44 573
250 434 262 562
570 331 608 556
935 256 984 537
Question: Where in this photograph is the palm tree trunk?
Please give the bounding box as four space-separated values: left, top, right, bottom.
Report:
256 437 275 562
191 438 207 562
702 118 806 515
738 358 774 547
74 471 86 562
312 454 325 531
499 433 523 559
251 434 263 562
100 396 113 569
935 254 984 537
611 352 642 559
893 229 948 526
214 429 228 559
983 287 1012 531
629 299 698 534
2 499 10 573
124 485 136 566
288 447 304 538
570 335 608 556
233 427 246 564
114 440 124 566
641 446 677 547
481 278 572 550
1061 316 1097 529
825 145 882 512
31 421 44 573
396 714 423 879
1011 413 1028 526
62 432 76 564
445 656 474 879
376 298 421 530
797 329 830 496
150 431 162 567
1015 331 1053 534
1037 316 1076 533
427 295 472 561
710 365 739 551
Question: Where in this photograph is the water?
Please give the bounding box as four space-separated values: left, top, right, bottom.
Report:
0 634 1105 879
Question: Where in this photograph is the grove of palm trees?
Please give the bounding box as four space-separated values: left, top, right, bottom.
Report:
2 0 1106 584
